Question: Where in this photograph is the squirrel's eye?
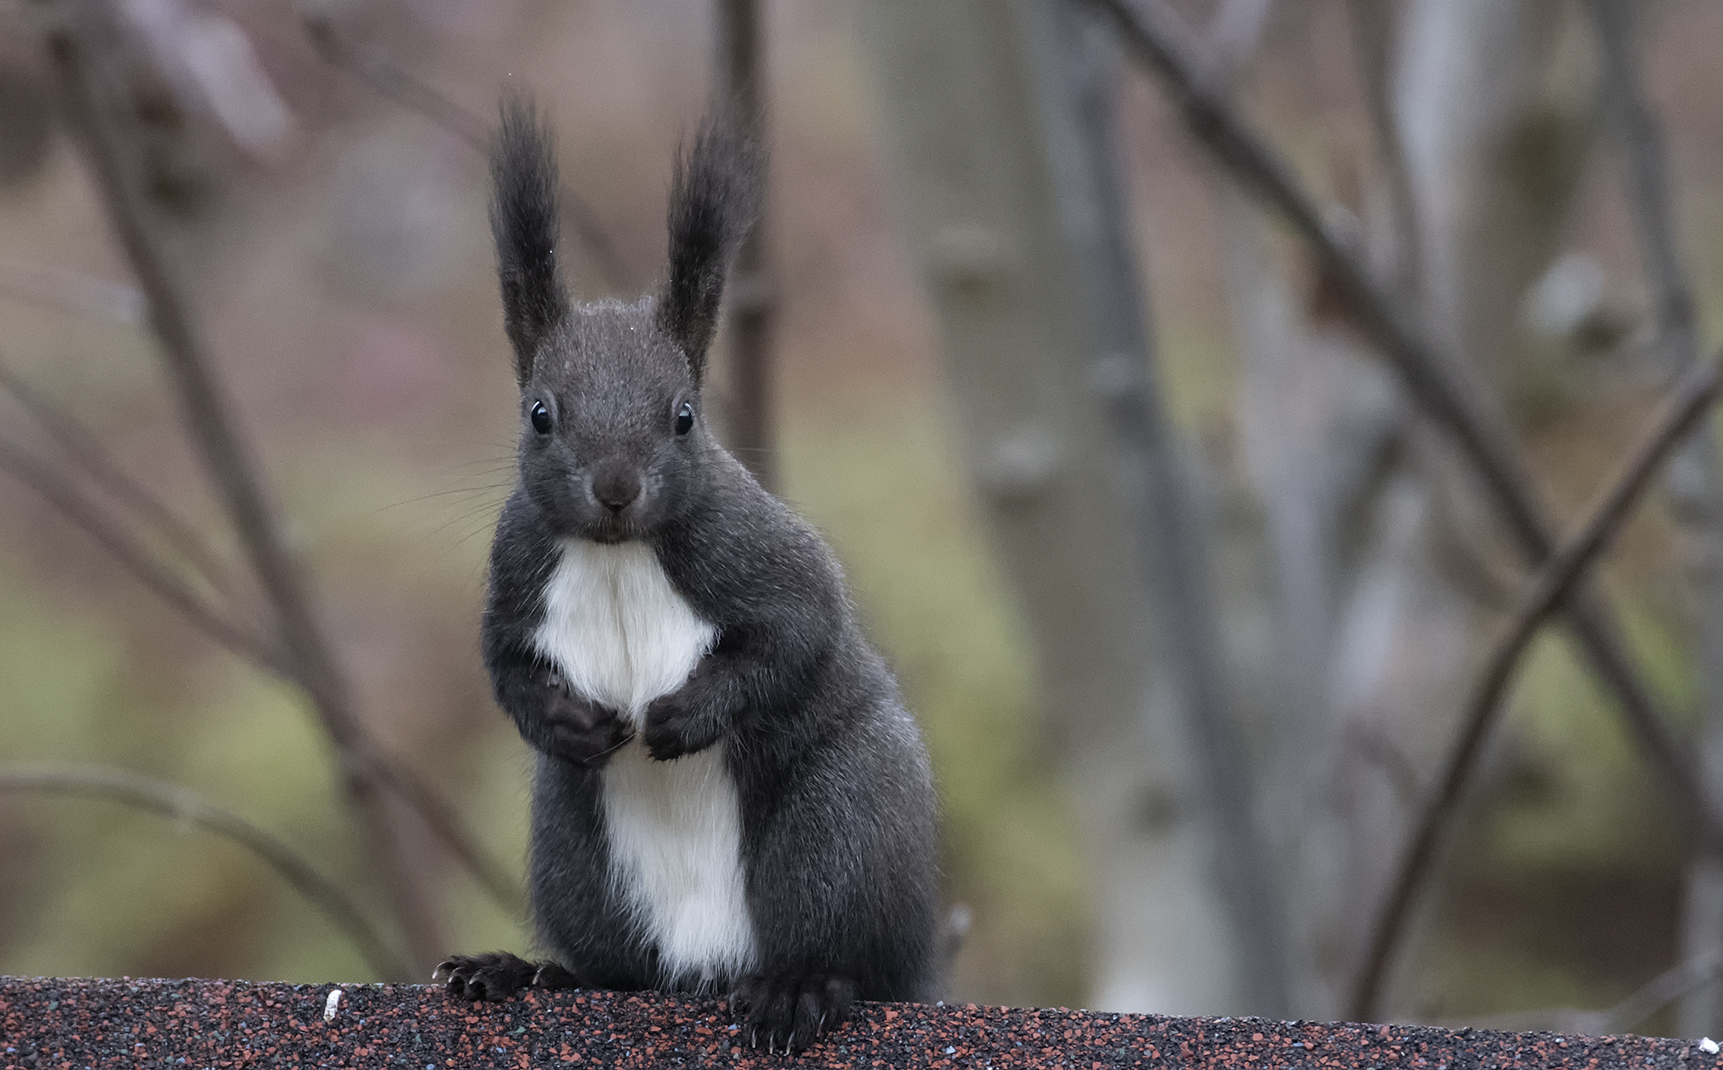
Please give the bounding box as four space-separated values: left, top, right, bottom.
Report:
529 400 552 435
675 401 694 436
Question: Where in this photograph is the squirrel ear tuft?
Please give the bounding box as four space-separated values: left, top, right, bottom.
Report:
491 95 570 386
658 108 762 386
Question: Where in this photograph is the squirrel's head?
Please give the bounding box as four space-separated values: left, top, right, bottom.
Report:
490 97 760 543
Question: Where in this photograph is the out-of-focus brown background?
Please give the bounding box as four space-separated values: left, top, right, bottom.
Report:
4 0 1723 1035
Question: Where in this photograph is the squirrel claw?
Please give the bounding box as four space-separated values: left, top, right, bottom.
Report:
436 951 560 1001
731 972 854 1054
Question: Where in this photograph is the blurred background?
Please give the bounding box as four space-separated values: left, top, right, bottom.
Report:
4 0 1723 1038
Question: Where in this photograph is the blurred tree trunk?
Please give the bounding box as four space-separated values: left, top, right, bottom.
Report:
1672 373 1723 1041
1396 0 1592 408
1583 0 1723 1038
1361 0 1594 1014
715 0 779 491
1054 1 1291 1016
859 0 1281 1016
1207 0 1404 1017
1216 0 1598 1017
1198 0 1471 1016
1224 195 1422 1019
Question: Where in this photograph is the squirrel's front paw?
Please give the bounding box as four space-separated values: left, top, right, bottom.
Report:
525 668 633 767
642 685 726 761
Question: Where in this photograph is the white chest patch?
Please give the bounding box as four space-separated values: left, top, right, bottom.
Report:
533 538 719 724
600 742 757 985
532 538 756 985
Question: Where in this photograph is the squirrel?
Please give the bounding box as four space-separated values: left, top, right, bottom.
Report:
432 98 939 1054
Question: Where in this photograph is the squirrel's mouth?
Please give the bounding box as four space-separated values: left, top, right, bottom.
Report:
581 510 641 544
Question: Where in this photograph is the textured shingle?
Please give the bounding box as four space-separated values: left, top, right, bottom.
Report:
1 975 1715 1068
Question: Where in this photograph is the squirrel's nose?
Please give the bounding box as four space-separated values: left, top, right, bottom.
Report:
590 465 642 514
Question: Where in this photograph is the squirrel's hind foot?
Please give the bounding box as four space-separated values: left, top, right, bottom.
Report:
730 973 856 1053
434 951 578 1001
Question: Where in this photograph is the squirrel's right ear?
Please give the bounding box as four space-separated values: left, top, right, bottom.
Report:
491 96 570 386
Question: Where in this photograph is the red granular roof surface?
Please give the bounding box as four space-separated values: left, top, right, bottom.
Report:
2 975 1716 1069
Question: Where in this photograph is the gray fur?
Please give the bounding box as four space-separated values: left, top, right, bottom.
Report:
435 99 939 1054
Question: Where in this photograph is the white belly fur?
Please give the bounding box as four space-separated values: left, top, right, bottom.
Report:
532 537 757 985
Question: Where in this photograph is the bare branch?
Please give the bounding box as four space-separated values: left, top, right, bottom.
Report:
0 764 410 982
0 430 288 675
299 14 631 292
0 366 525 919
49 16 443 973
1081 0 1528 550
1350 345 1723 1021
0 355 236 600
47 13 527 948
1088 0 1723 875
359 749 526 917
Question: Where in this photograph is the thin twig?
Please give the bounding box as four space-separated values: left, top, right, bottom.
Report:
300 14 631 291
1085 0 1527 551
359 751 525 916
1350 345 1723 1021
0 355 236 600
50 16 442 974
0 430 288 675
1592 953 1723 1035
301 15 487 149
0 764 410 981
1431 952 1723 1034
1089 0 1723 876
0 374 524 919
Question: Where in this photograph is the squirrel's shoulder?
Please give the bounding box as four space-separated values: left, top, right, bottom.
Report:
655 450 845 617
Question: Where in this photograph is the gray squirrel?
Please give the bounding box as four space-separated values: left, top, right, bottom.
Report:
432 98 939 1053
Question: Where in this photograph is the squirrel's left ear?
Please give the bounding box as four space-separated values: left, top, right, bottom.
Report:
658 109 762 386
